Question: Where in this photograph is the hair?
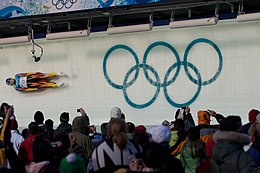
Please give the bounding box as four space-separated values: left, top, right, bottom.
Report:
45 119 54 128
0 102 10 117
142 142 166 169
174 119 185 131
32 136 53 162
133 131 149 148
101 122 108 140
34 111 44 124
28 121 39 135
126 122 135 133
108 118 128 149
22 128 29 139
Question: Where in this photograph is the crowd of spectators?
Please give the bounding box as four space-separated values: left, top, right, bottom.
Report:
0 103 260 173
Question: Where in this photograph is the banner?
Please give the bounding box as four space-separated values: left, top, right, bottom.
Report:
0 0 161 19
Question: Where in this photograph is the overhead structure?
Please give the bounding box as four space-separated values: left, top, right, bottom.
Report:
46 29 91 40
46 18 92 40
107 12 153 35
0 1 260 40
0 35 30 45
169 16 218 29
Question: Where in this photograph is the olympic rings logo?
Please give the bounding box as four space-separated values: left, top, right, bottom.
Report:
52 0 77 10
103 38 223 109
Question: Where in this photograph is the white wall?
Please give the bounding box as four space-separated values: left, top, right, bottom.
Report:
1 19 260 128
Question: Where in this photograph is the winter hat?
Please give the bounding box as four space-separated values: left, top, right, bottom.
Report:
110 107 123 119
220 115 242 132
198 110 210 125
149 125 171 144
60 112 70 122
11 119 18 130
248 109 259 123
135 125 146 133
60 153 85 173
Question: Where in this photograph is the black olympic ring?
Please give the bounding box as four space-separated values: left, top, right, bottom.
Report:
52 0 77 10
103 38 223 108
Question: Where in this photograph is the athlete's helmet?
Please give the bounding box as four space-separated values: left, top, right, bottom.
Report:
5 78 15 86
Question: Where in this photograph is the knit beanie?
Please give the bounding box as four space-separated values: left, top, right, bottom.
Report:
149 125 171 144
110 107 123 119
220 116 242 132
60 112 70 122
248 109 259 123
135 125 146 133
198 110 210 125
60 153 85 173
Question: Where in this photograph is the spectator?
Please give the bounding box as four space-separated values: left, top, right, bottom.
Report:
247 113 260 166
90 118 142 173
242 109 259 136
180 126 205 173
133 125 149 148
211 115 260 173
126 122 135 140
197 110 219 143
54 112 72 139
110 107 125 121
60 153 85 173
0 102 15 119
45 119 54 142
149 125 172 151
21 128 30 139
175 106 195 131
69 116 93 162
18 122 39 165
10 119 24 154
0 106 13 167
34 111 48 139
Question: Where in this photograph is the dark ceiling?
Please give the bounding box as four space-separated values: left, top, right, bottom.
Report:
0 0 260 38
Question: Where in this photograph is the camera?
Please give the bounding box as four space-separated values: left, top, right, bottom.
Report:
50 142 57 148
77 109 80 112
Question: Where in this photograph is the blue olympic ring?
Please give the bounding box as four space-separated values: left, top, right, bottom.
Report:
143 41 181 87
103 38 223 108
183 38 223 86
123 64 161 109
103 45 139 89
163 61 202 108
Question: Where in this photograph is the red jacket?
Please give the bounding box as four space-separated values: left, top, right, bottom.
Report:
18 134 38 165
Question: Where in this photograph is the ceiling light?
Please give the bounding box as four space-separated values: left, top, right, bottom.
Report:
169 16 218 29
46 29 90 40
0 35 30 45
237 12 260 22
107 23 153 35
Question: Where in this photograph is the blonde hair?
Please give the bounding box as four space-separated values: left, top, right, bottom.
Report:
108 118 128 149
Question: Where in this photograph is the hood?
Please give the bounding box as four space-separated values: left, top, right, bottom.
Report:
59 122 72 132
212 131 250 162
72 116 84 133
213 131 250 145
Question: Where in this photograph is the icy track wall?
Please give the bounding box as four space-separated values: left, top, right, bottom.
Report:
1 19 260 128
